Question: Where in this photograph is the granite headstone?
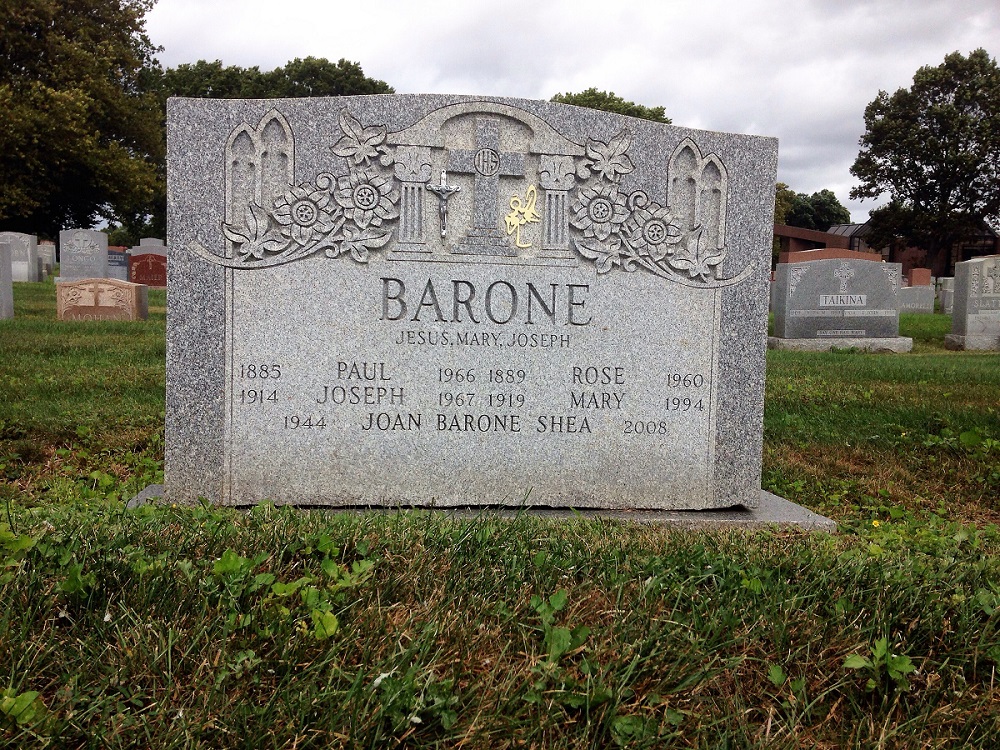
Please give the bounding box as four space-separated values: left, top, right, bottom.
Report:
58 229 109 280
0 241 13 319
945 255 1000 350
770 258 911 351
107 247 130 281
56 277 148 321
0 232 39 282
37 242 56 277
165 94 778 510
939 277 955 315
128 243 168 287
898 285 935 313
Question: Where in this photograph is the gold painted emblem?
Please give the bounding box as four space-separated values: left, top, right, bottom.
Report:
504 185 541 249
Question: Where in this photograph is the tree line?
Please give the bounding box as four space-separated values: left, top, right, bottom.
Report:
2 0 997 271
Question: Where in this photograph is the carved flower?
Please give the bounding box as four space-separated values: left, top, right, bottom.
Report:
570 183 629 242
669 228 726 281
331 110 393 167
580 129 634 183
335 225 394 263
272 183 341 247
335 168 399 229
622 201 682 261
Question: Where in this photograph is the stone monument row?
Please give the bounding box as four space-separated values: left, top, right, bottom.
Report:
165 94 780 511
946 255 1000 350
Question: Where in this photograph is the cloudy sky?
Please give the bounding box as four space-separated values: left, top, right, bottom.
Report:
146 0 1000 223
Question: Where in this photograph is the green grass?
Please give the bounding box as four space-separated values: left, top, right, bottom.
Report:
2 284 1000 747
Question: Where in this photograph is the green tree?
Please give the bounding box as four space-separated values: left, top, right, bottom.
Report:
850 48 1000 272
159 57 392 101
774 183 796 225
0 0 163 238
785 189 851 231
550 88 671 123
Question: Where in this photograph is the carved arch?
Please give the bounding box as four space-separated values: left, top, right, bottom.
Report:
667 138 728 251
224 110 295 256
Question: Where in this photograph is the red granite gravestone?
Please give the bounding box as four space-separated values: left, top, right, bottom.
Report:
128 252 167 288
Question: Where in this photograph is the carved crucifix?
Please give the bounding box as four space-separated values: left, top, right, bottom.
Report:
426 171 461 238
448 118 525 255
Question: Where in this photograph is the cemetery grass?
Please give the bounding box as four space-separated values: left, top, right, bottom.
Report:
2 291 999 748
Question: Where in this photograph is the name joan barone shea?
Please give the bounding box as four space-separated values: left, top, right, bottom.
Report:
379 277 593 326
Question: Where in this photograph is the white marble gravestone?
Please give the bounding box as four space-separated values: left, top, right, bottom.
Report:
58 229 109 280
165 94 778 510
770 258 912 351
0 241 13 319
945 255 1000 350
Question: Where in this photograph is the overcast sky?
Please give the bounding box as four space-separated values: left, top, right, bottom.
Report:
146 0 1000 223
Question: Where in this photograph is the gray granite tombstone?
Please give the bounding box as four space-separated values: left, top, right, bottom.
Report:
165 94 778 511
37 242 56 277
58 229 109 280
107 248 130 281
0 241 13 319
945 255 1000 350
139 237 165 246
939 277 955 315
898 285 935 314
770 258 911 351
0 232 39 282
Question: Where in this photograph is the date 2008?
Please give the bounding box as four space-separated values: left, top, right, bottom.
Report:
624 399 704 435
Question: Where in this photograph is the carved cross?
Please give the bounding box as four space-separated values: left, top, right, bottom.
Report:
987 263 1000 292
835 263 855 293
426 171 460 238
448 119 525 233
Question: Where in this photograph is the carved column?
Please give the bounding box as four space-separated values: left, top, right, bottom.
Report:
538 155 576 257
393 146 432 252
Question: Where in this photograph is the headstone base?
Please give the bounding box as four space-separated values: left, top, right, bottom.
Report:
945 333 1000 351
768 336 913 353
127 485 836 532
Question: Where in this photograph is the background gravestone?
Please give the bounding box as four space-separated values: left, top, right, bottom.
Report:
58 229 109 280
0 241 13 319
166 94 778 511
107 247 130 281
0 232 39 282
945 255 1000 350
129 242 168 287
770 258 911 351
898 285 935 313
37 242 56 277
939 277 955 314
56 278 148 321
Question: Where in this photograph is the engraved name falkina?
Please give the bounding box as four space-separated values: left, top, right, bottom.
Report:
188 101 752 288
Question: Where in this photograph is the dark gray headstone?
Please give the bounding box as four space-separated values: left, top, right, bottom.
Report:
771 258 904 341
165 94 778 510
58 229 109 280
108 249 129 281
945 255 1000 350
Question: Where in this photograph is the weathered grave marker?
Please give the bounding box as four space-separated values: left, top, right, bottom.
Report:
165 95 778 510
0 232 39 282
108 247 130 281
0 241 13 319
56 278 148 321
770 258 912 351
946 255 1000 350
58 229 109 280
